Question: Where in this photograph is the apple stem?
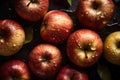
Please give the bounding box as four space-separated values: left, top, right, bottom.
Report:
85 51 88 59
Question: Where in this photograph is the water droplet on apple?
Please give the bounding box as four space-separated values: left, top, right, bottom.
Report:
106 46 109 49
96 11 101 15
95 55 98 57
97 17 100 20
53 61 57 67
102 21 107 24
86 12 88 15
91 47 96 51
81 14 84 17
38 58 42 62
57 29 60 32
53 61 56 64
54 64 57 67
13 44 16 47
92 56 95 58
0 39 4 43
52 37 55 40
100 15 105 18
89 42 92 46
65 30 69 32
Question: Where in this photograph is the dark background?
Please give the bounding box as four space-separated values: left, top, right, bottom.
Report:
0 0 120 80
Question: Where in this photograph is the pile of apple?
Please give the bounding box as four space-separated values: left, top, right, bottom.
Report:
0 0 120 80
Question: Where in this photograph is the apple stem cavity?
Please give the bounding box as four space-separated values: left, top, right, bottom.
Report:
41 54 51 63
83 46 89 59
92 1 100 10
27 0 38 6
116 41 120 48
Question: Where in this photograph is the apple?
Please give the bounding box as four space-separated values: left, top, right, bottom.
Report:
40 10 73 44
0 60 31 80
15 0 49 21
76 0 115 30
0 19 25 56
66 29 103 67
56 65 89 80
104 31 120 65
28 43 62 78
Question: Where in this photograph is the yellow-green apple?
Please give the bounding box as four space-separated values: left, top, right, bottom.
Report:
0 19 25 56
104 31 120 65
77 0 115 30
15 0 49 21
66 29 103 67
28 44 62 78
40 10 73 44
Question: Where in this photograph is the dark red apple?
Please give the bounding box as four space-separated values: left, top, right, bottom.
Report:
66 29 103 67
40 10 73 44
0 60 31 80
77 0 115 30
28 44 62 78
0 19 25 56
104 31 120 65
15 0 49 21
56 65 89 80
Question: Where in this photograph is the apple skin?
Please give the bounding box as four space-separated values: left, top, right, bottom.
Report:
0 19 25 56
56 65 89 80
104 31 120 65
40 10 73 44
0 60 31 80
15 0 49 21
28 44 62 78
66 29 103 67
76 0 115 30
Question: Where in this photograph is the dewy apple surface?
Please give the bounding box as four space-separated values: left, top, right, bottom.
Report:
0 0 120 80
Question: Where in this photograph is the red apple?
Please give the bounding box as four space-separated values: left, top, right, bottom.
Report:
40 10 73 44
15 0 49 21
66 29 103 67
76 0 115 30
56 65 89 80
28 44 62 78
0 60 31 80
0 19 25 56
104 31 120 65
